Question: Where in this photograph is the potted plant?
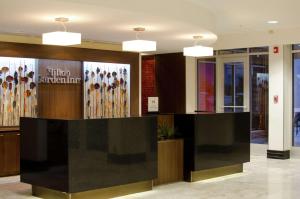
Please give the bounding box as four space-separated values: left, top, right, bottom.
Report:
158 122 175 141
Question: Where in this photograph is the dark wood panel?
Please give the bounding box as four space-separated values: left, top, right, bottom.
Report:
0 41 139 117
0 42 137 63
155 53 186 113
37 59 82 119
38 59 82 78
4 133 20 174
0 134 4 175
157 114 174 129
38 84 82 119
0 132 20 176
154 139 184 185
129 55 140 117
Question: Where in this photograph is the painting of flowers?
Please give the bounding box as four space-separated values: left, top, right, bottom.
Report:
84 62 130 119
0 57 37 126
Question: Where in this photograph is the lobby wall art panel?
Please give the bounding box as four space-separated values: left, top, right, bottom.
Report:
84 62 130 118
0 57 37 126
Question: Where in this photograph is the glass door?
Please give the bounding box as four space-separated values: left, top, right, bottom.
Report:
293 52 300 146
217 57 249 113
224 62 244 112
250 54 269 144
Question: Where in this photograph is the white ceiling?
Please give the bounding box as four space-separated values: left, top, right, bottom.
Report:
188 0 300 34
1 0 300 52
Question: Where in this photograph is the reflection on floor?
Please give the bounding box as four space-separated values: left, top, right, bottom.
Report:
1 156 300 199
251 130 268 144
294 128 300 146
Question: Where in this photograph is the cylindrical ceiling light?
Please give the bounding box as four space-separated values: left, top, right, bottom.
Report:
122 27 156 52
183 36 213 57
42 17 81 46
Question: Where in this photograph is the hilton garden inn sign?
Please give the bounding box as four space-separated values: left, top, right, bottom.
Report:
39 68 81 84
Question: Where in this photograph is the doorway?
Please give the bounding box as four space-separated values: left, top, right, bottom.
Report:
217 57 249 113
250 54 269 144
223 62 245 112
293 52 300 146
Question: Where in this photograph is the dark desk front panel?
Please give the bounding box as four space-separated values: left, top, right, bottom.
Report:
175 112 250 180
20 119 69 192
20 117 157 193
68 118 157 193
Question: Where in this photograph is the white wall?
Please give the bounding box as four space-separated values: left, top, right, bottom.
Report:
185 57 197 113
139 54 142 116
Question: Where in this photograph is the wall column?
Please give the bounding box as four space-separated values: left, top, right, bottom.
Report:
268 45 292 159
185 57 197 113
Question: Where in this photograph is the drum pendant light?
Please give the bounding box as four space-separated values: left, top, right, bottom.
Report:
183 36 213 57
42 17 81 46
122 27 156 52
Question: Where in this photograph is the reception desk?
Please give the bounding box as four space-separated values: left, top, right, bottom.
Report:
20 112 249 198
20 117 157 199
174 112 250 182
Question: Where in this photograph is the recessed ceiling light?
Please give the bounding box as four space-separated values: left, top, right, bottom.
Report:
267 20 278 24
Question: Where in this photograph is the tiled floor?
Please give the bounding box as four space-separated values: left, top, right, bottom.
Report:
1 156 300 199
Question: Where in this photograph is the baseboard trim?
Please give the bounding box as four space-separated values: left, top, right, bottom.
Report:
189 164 243 182
267 150 290 159
32 181 152 199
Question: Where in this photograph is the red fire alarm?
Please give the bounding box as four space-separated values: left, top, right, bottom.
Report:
273 95 279 104
273 46 279 54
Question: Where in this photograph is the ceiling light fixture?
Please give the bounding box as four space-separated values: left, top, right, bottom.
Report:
42 17 81 46
122 27 156 52
267 20 278 24
183 36 214 57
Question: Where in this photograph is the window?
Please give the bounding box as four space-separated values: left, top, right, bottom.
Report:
218 48 247 55
292 44 300 51
249 47 269 53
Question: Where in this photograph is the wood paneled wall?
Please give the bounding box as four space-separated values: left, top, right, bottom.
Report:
156 53 186 113
0 131 20 176
37 59 82 119
38 84 82 119
0 42 139 119
142 53 186 114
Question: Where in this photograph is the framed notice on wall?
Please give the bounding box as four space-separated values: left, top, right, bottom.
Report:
148 97 159 113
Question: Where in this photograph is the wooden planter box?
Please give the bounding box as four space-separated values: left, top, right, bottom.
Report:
154 139 184 185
